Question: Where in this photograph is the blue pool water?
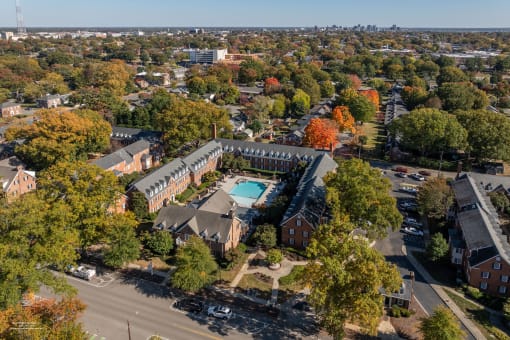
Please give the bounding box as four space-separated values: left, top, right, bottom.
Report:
229 181 267 207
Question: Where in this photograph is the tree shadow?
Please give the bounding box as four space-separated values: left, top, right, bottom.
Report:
117 270 173 299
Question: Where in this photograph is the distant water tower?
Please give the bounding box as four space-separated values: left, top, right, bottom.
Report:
16 0 26 34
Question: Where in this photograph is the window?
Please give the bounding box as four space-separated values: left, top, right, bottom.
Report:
480 282 488 290
303 231 309 238
493 262 502 270
184 234 190 241
289 228 295 235
289 238 294 245
297 219 302 227
302 240 308 247
397 298 404 306
501 275 509 283
499 286 507 294
481 272 490 279
455 248 463 254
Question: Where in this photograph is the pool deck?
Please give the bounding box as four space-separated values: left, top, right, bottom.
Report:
218 175 281 208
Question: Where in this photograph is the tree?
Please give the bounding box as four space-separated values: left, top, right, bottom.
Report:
456 110 510 161
239 59 264 85
419 306 465 340
305 217 401 338
103 213 140 268
331 106 355 133
39 72 69 95
250 224 276 248
264 77 281 95
437 82 489 112
291 89 311 116
171 236 218 292
294 72 321 105
417 177 454 219
348 74 362 90
266 249 283 265
186 76 206 95
221 153 250 171
337 90 376 122
389 108 467 157
129 191 149 220
325 159 402 240
401 86 428 110
427 233 449 262
6 109 111 171
251 95 273 122
359 89 380 110
271 95 286 118
145 231 174 256
436 66 468 85
303 118 338 150
320 80 335 98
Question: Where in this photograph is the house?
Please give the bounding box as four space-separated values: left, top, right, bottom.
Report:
0 102 22 118
449 174 510 296
37 94 61 108
182 140 222 186
280 153 338 249
92 140 152 176
153 193 243 257
0 157 36 202
380 272 414 310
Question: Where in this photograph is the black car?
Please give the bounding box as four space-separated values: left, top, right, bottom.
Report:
173 298 204 314
292 301 312 312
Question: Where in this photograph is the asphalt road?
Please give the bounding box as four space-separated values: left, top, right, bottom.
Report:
41 273 324 340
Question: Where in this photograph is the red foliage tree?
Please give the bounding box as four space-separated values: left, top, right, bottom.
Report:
348 74 362 90
264 77 281 95
304 118 338 150
359 89 380 109
331 106 356 133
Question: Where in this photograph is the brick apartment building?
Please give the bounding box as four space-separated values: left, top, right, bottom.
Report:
92 140 152 176
449 174 510 296
182 140 222 186
0 102 23 118
0 157 36 202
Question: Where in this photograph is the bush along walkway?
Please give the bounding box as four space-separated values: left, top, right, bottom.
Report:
404 246 485 340
229 249 307 306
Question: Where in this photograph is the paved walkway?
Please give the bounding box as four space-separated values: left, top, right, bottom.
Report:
404 246 485 340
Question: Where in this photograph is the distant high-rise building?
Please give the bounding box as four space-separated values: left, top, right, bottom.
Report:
16 0 26 35
187 49 227 64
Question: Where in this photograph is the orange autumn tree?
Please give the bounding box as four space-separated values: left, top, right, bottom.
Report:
264 77 281 95
331 106 356 133
304 118 338 150
359 89 380 110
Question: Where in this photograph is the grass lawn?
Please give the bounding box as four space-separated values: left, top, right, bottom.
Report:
360 119 386 158
217 252 249 283
445 290 510 340
237 273 273 300
278 265 306 303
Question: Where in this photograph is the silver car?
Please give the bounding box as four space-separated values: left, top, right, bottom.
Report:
207 305 233 320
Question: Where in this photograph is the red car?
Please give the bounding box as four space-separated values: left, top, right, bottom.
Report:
394 166 409 173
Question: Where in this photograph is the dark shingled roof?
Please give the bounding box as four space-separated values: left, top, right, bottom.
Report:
198 189 236 215
215 138 323 160
182 140 222 173
280 153 338 227
92 140 149 171
153 205 233 244
111 126 163 142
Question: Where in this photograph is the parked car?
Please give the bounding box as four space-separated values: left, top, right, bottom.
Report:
292 301 312 312
404 217 423 228
402 227 424 237
394 166 409 173
72 266 96 280
207 305 233 320
173 298 204 314
399 201 418 211
418 170 432 177
409 173 425 181
395 172 407 178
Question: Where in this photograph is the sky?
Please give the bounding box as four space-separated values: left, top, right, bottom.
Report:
0 0 509 28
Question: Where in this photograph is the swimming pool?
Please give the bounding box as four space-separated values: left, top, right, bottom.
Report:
229 181 267 207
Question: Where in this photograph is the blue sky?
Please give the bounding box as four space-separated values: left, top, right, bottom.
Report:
1 0 509 28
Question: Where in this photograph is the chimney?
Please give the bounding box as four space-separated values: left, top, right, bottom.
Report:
329 142 334 157
211 123 217 140
456 160 463 179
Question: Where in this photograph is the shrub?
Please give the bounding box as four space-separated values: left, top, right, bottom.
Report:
144 230 174 256
466 286 484 300
266 249 283 264
391 304 401 318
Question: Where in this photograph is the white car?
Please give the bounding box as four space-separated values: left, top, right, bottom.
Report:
402 227 424 237
72 266 96 280
207 305 233 320
409 173 425 181
404 217 423 227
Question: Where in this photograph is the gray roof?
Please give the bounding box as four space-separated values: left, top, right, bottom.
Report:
452 174 510 266
153 205 233 244
182 140 222 173
131 158 188 199
216 138 322 161
38 94 61 101
198 189 236 215
0 102 21 109
281 153 338 227
92 140 149 171
111 126 163 142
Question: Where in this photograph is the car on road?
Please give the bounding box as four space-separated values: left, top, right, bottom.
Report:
402 227 424 237
409 173 425 181
71 265 96 280
395 172 407 178
208 305 233 320
173 298 204 314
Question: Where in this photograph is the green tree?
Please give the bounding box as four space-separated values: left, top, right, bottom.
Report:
419 306 465 340
250 224 277 248
325 159 402 240
427 233 449 262
266 249 283 265
389 108 467 156
291 89 311 116
103 213 140 268
171 236 218 292
336 90 376 122
436 66 468 85
0 88 10 103
129 191 149 220
305 217 401 339
437 82 489 112
417 177 454 220
186 76 206 95
489 192 510 213
320 80 335 98
251 95 273 122
456 110 510 161
294 72 321 105
271 95 286 118
145 231 174 256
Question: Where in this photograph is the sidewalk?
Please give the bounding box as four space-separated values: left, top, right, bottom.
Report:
404 246 485 340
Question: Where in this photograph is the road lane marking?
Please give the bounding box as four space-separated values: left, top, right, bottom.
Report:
169 322 222 340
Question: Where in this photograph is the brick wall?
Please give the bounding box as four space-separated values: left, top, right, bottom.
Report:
281 215 314 249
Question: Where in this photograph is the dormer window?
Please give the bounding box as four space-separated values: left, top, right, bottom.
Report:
150 190 154 197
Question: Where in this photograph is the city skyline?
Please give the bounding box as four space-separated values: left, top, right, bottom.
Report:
0 0 509 28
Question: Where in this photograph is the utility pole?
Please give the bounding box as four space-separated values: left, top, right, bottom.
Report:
127 320 132 340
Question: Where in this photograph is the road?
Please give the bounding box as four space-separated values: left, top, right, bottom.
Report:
42 273 324 340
